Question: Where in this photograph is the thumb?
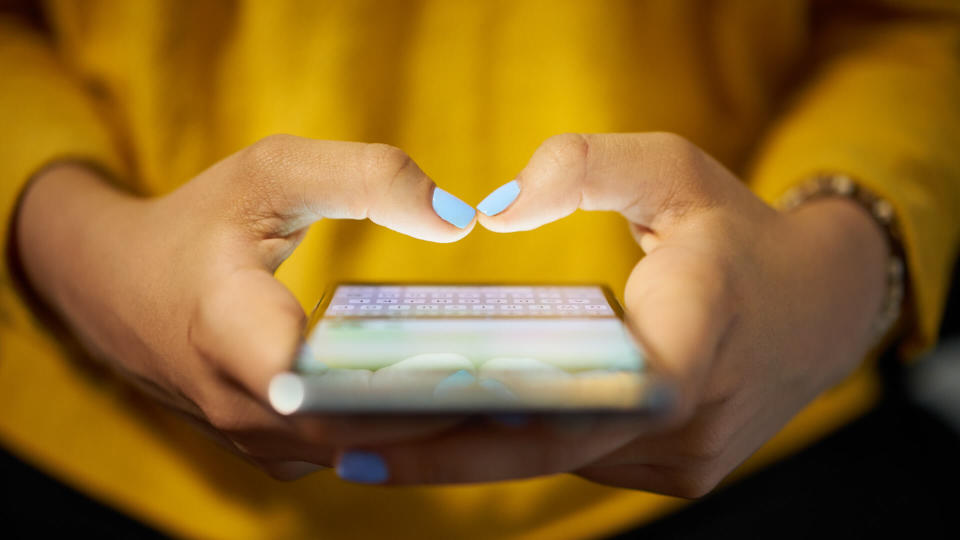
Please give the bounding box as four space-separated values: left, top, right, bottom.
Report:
623 246 735 421
477 132 732 234
189 267 305 401
204 135 477 269
188 135 479 397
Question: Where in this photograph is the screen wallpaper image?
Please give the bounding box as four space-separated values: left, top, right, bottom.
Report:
270 285 656 413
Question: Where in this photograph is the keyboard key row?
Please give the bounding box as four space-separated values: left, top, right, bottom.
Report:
329 304 613 313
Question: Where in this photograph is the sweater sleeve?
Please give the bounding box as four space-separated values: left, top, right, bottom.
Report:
0 14 124 326
747 2 960 357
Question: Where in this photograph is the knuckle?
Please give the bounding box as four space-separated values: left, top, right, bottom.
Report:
540 132 589 170
673 417 735 464
648 131 697 156
363 143 413 185
653 132 700 175
194 389 252 435
201 401 244 433
365 143 410 168
242 134 297 172
647 132 704 176
645 132 714 218
669 468 723 499
199 392 264 436
358 143 416 218
188 278 238 358
232 134 301 229
189 290 226 360
688 430 729 463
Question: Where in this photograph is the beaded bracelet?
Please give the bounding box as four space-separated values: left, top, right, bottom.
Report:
778 174 906 344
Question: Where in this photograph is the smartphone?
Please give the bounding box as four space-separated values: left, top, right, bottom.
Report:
268 283 671 415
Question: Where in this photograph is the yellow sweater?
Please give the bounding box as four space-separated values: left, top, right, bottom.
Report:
2 1 959 538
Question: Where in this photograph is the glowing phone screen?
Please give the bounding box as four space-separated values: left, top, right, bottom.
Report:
273 284 658 413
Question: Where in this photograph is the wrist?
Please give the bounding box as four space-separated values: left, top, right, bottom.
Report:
791 196 889 263
780 172 907 347
783 196 891 355
15 162 146 330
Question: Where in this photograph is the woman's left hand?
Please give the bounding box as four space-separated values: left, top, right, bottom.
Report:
334 133 890 497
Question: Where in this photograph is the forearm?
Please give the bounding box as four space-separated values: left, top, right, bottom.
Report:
15 163 149 361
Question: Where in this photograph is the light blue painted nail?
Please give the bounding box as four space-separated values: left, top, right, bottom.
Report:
478 378 517 400
476 180 520 216
336 451 389 484
443 369 477 386
433 369 477 398
644 384 675 413
432 187 476 228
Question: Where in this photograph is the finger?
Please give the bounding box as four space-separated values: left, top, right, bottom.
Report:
191 408 328 482
228 414 460 462
575 464 702 497
622 246 735 422
575 432 739 498
168 387 329 465
477 132 734 233
218 383 466 455
258 460 326 482
195 413 326 482
224 135 475 252
270 364 487 412
191 263 467 446
579 400 734 469
190 267 306 400
333 416 649 485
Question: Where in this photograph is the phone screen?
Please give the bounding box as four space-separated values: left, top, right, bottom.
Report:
270 284 663 414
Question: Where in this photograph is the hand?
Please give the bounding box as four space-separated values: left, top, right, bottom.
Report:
15 135 478 479
334 133 889 497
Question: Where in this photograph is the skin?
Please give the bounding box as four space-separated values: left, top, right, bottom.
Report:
15 132 888 495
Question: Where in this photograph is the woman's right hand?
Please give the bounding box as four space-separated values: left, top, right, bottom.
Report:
14 134 476 478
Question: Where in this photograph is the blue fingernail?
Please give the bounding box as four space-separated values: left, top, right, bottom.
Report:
477 180 520 216
336 451 389 484
443 369 477 386
478 378 516 400
432 187 476 228
644 384 676 413
433 369 477 398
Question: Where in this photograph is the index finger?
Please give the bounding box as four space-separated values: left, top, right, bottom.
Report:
217 135 476 256
332 414 650 485
477 132 734 234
